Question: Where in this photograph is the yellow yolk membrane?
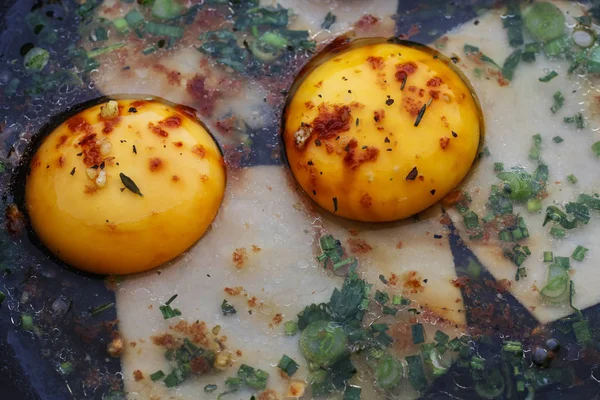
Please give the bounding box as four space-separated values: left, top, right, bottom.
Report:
25 98 226 275
283 39 483 222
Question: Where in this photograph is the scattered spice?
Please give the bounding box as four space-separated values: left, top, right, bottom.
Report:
119 173 143 197
405 167 418 181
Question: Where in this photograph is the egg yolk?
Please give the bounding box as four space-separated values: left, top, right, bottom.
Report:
282 40 483 222
25 99 226 275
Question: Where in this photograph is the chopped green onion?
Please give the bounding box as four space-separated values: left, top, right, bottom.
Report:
550 227 566 238
504 2 524 47
88 42 125 58
540 264 570 305
204 384 218 393
411 323 425 344
552 136 564 143
572 245 589 261
225 377 242 389
543 35 571 58
94 27 108 41
237 364 269 390
371 323 389 333
470 355 485 370
434 330 449 345
221 299 236 316
577 194 600 210
152 0 184 20
572 319 592 345
145 22 184 38
277 355 299 377
554 256 571 270
527 198 542 212
90 301 115 316
566 174 578 184
322 12 337 30
502 340 523 353
592 141 600 157
564 113 585 129
374 290 390 305
587 46 600 73
502 49 522 81
344 385 361 400
529 133 542 160
24 47 50 72
544 205 578 229
494 162 504 172
332 256 357 271
539 70 558 82
21 314 33 331
406 355 428 392
551 91 564 113
543 251 554 262
59 361 74 375
125 10 145 28
150 370 165 381
375 354 403 389
566 202 590 224
159 295 182 319
113 18 130 34
142 45 157 55
523 2 566 42
497 170 534 201
284 320 298 336
463 210 480 230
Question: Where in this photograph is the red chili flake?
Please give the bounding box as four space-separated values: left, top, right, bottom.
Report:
58 156 65 167
311 104 352 140
404 98 424 117
67 116 93 135
159 116 182 129
374 109 385 123
56 135 68 149
102 117 120 134
133 370 143 381
354 14 380 30
366 56 385 70
343 139 379 170
439 137 450 149
172 175 179 182
347 238 372 254
148 122 169 137
395 62 418 82
149 157 163 171
78 134 103 167
186 75 218 116
360 193 373 208
427 77 443 87
305 101 315 110
172 141 183 147
192 145 206 158
429 90 440 99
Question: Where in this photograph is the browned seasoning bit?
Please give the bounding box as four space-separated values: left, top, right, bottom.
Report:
132 145 137 154
430 189 436 195
385 98 395 106
452 131 458 138
70 167 76 176
406 167 418 181
439 137 450 149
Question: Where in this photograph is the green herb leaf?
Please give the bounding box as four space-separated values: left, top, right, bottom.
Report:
551 91 564 114
539 70 558 82
502 49 522 81
277 354 299 377
221 299 237 316
120 172 144 197
321 12 336 30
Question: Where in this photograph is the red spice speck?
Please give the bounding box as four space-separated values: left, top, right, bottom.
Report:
67 116 93 135
192 145 206 158
360 193 373 208
395 62 418 82
186 75 218 117
427 77 443 87
311 104 352 140
159 116 182 129
439 137 450 149
149 157 163 171
355 14 380 29
367 56 385 70
148 122 169 137
343 139 379 170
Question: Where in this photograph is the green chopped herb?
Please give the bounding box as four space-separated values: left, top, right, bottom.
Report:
434 330 450 345
237 364 269 390
24 47 50 72
152 0 184 20
94 27 108 41
464 44 501 68
522 42 540 62
344 385 361 400
539 70 558 82
566 174 578 184
502 49 522 81
379 274 388 284
374 290 389 305
382 306 398 316
592 141 600 157
529 133 542 160
550 226 566 238
113 18 130 34
21 314 33 331
554 256 571 270
406 355 428 392
527 198 542 213
204 384 218 393
463 210 480 230
572 319 592 345
221 299 236 316
504 2 524 47
411 323 425 344
90 301 115 316
225 377 242 389
566 202 590 224
544 205 577 229
552 136 564 143
523 2 566 42
119 172 143 196
59 361 74 375
543 251 554 263
572 245 589 261
577 194 600 210
277 355 299 377
551 91 564 113
125 9 145 27
159 294 181 319
88 42 126 58
142 45 157 55
321 12 336 30
494 162 504 172
150 370 165 381
564 113 585 129
284 320 298 336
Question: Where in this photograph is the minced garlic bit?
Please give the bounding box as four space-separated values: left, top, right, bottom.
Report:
86 167 98 180
293 124 313 149
107 336 124 357
100 141 112 156
214 351 232 370
96 170 107 187
286 380 307 398
100 100 119 119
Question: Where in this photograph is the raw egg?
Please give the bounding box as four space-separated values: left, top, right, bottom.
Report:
282 39 483 222
25 98 226 275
